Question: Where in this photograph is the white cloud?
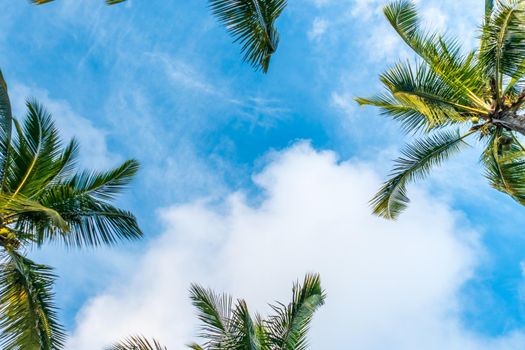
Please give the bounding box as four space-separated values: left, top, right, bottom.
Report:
308 18 329 41
10 84 119 170
67 143 525 350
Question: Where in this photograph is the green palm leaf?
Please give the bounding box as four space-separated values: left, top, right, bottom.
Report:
482 131 525 204
0 251 66 350
384 0 489 109
189 284 234 349
108 335 168 350
266 274 325 350
371 129 471 219
209 0 287 73
480 1 525 95
0 71 13 193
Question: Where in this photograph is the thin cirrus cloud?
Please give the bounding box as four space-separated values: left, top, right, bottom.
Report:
67 142 525 350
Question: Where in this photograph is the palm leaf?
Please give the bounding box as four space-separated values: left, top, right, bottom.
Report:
0 71 12 194
266 273 325 350
230 301 266 350
482 130 525 204
209 0 287 72
189 284 234 349
0 251 66 350
371 129 471 219
65 159 140 201
479 0 525 97
384 1 489 109
108 335 167 350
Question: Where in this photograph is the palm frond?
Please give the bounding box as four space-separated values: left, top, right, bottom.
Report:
209 0 287 72
266 273 325 350
480 0 525 96
65 159 140 201
189 284 234 348
17 190 142 247
0 70 13 193
108 335 167 350
384 1 489 109
371 129 471 219
482 130 525 204
231 301 265 350
6 101 68 199
0 251 66 350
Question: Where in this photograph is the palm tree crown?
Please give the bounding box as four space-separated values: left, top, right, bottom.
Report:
109 273 325 350
0 71 143 349
356 0 525 219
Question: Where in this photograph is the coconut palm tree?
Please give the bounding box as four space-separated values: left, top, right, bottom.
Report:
356 0 525 219
209 0 287 73
0 70 142 349
108 273 325 350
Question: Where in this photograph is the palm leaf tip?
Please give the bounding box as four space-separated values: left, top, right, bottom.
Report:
208 0 287 72
107 335 167 350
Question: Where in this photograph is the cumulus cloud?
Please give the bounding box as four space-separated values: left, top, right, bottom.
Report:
67 143 524 350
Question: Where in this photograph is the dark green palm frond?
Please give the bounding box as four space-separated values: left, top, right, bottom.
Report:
6 101 69 199
209 0 287 72
65 159 140 201
266 273 325 350
482 130 525 204
189 284 234 348
486 0 494 16
0 71 13 193
371 129 471 219
384 1 489 109
17 189 142 247
0 251 66 350
230 301 266 350
108 335 167 350
480 0 525 95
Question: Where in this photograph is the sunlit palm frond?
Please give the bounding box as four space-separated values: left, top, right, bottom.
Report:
209 0 287 72
384 0 489 109
108 335 167 350
266 273 325 350
481 1 525 95
0 251 65 350
371 129 472 219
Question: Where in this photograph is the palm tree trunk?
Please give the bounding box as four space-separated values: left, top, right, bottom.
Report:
493 111 525 136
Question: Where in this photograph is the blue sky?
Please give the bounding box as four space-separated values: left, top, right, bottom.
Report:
3 0 525 348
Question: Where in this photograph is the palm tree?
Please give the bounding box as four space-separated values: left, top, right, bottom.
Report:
0 70 143 349
209 0 287 73
356 0 525 219
31 0 125 4
109 273 325 350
